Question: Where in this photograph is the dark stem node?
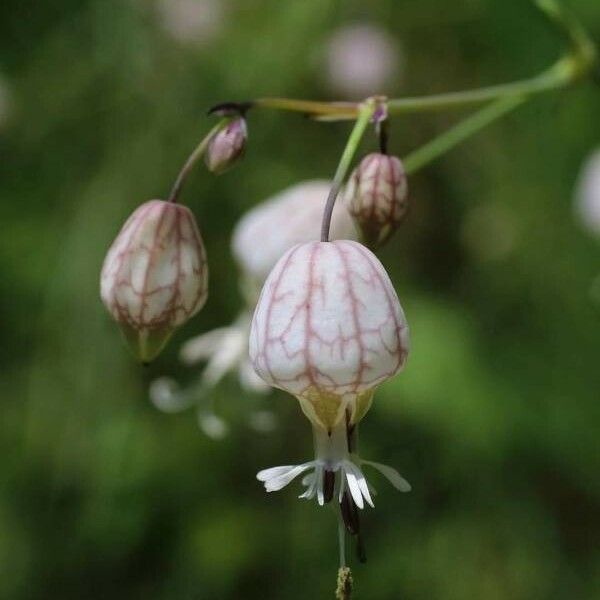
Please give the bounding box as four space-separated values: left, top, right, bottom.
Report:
207 101 253 117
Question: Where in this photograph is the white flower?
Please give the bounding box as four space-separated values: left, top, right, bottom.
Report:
257 419 410 509
149 311 270 439
180 311 269 394
231 180 357 291
100 200 208 363
325 24 402 99
574 149 600 236
250 239 410 509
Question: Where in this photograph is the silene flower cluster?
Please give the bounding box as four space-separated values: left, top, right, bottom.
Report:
100 108 413 565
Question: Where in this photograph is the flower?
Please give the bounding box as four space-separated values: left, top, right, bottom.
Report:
156 0 226 46
205 117 247 174
149 310 270 438
100 199 208 363
345 153 408 246
574 149 600 237
250 240 410 512
231 180 357 294
324 24 402 99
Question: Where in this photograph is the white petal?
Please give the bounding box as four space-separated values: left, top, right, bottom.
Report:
362 460 411 492
179 328 231 364
257 465 297 482
345 469 364 509
338 473 346 503
316 471 325 506
301 472 316 487
345 461 374 508
201 331 245 388
257 463 314 492
149 377 194 413
198 412 229 440
299 474 317 500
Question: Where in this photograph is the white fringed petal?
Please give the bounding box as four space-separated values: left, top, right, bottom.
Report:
362 459 411 492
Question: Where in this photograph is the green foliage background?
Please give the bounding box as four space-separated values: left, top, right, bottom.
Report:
1 1 599 598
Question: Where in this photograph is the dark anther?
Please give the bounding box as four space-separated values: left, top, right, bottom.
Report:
341 490 368 561
323 470 335 504
207 101 253 117
340 491 359 535
345 410 356 453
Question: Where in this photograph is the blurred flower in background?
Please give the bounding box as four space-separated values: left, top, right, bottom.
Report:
150 180 356 438
156 0 226 46
574 149 600 237
232 180 356 299
324 24 402 98
150 311 269 439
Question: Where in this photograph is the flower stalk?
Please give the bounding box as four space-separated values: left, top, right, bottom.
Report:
168 117 229 203
320 100 376 242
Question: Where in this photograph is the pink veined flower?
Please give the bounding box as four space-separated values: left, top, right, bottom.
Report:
205 117 247 174
250 239 411 510
101 199 208 363
345 153 409 247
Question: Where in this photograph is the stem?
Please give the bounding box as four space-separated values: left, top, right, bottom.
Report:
320 102 376 242
168 119 228 203
248 1 595 122
387 67 561 114
253 97 359 120
337 506 347 568
403 95 526 175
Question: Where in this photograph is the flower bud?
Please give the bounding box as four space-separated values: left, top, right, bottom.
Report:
100 200 208 363
345 153 408 246
250 240 409 431
205 117 247 174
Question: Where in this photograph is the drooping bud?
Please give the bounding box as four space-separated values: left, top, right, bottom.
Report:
344 153 408 247
231 180 357 294
249 240 409 430
205 117 247 174
100 200 208 363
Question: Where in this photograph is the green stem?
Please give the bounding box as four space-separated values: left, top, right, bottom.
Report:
251 1 595 122
168 118 229 203
403 95 525 175
321 101 376 242
387 64 563 114
337 506 347 568
253 97 359 119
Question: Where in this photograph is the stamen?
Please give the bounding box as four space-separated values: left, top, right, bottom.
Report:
340 491 359 535
323 470 335 504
